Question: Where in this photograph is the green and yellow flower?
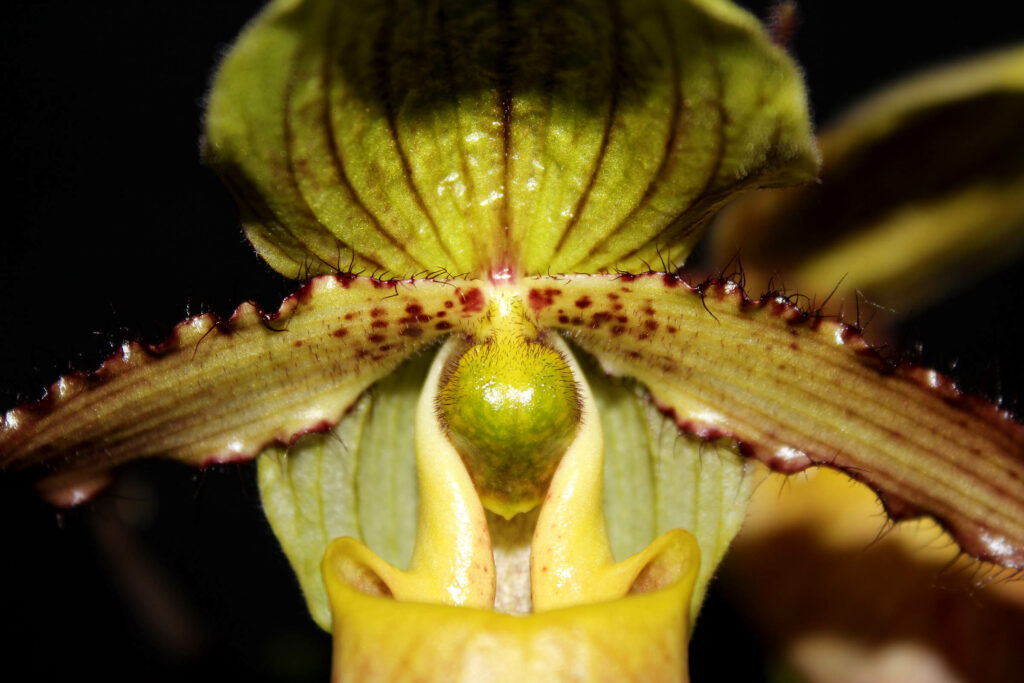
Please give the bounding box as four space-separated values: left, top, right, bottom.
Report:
2 1 1023 680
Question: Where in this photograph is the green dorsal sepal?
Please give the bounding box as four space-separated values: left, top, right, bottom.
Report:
437 292 581 519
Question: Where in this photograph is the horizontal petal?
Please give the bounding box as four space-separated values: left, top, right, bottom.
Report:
713 45 1024 312
1 275 487 505
205 0 817 279
524 273 1024 568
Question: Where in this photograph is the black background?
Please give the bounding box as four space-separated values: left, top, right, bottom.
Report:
1 2 1021 681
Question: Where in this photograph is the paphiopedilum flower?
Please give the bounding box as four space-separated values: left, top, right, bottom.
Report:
1 1 1022 680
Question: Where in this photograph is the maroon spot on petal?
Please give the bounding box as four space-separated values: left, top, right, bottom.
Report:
591 312 613 327
293 340 304 347
370 307 385 319
790 342 799 350
575 296 592 309
611 326 626 336
558 315 570 324
644 306 656 316
344 312 356 320
369 334 385 344
400 326 424 338
460 288 485 313
637 333 649 340
436 321 453 330
644 320 658 331
436 310 447 318
608 292 620 300
355 349 370 359
332 328 348 338
667 326 677 334
528 287 562 312
616 315 628 323
372 320 389 329
406 304 424 315
444 300 454 309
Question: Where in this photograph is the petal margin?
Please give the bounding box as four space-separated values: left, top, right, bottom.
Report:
524 273 1024 568
0 275 486 505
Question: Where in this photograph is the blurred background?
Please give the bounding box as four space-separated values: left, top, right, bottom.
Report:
0 1 1021 680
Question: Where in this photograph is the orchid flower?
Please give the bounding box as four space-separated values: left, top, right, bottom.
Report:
1 1 1023 681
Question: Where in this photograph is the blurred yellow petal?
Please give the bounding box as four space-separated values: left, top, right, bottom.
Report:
713 45 1024 314
727 467 1024 683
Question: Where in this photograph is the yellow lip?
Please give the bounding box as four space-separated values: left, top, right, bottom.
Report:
323 539 697 683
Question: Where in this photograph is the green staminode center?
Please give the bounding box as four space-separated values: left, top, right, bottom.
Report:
438 332 580 519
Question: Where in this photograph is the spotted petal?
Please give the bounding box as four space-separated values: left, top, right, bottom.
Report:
0 276 487 505
205 0 818 280
526 273 1024 568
